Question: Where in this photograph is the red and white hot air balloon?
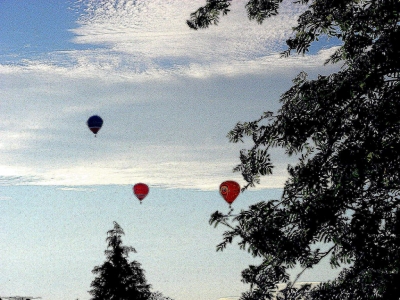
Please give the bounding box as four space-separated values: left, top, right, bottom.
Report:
219 180 240 207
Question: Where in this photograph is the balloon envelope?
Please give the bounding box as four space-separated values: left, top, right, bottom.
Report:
87 115 103 134
219 181 240 205
133 183 149 202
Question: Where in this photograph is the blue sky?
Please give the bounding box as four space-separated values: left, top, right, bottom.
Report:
0 1 85 60
1 1 341 299
1 186 339 300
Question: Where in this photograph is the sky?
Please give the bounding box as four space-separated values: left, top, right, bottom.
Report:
1 0 341 299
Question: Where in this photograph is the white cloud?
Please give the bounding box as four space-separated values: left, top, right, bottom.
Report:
0 0 340 189
57 186 97 191
64 0 310 78
72 0 302 60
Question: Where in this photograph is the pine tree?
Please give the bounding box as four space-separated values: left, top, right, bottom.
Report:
149 291 174 300
89 222 151 300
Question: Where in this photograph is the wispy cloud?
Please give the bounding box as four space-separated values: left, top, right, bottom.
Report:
0 0 339 189
57 186 97 191
72 0 304 67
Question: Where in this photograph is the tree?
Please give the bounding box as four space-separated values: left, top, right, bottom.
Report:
89 222 152 300
189 0 400 299
149 291 174 300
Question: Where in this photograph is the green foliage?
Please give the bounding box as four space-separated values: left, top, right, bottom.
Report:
190 0 400 299
187 0 286 29
187 0 231 30
89 222 152 300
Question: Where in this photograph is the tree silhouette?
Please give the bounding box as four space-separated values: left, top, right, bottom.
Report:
89 222 151 300
189 0 400 299
149 291 174 300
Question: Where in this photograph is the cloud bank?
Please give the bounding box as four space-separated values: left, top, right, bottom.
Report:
0 0 340 189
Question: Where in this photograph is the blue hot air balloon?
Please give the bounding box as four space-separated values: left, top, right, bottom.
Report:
87 115 103 137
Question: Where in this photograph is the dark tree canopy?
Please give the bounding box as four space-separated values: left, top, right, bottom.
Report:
149 291 174 300
189 0 400 299
89 222 152 300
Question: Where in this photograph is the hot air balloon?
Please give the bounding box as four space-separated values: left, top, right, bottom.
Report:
219 180 240 207
133 183 149 204
87 115 103 136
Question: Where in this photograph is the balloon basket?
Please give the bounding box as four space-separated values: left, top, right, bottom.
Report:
227 206 234 216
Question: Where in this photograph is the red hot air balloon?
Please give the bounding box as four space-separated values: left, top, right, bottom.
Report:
133 183 149 204
219 180 240 207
